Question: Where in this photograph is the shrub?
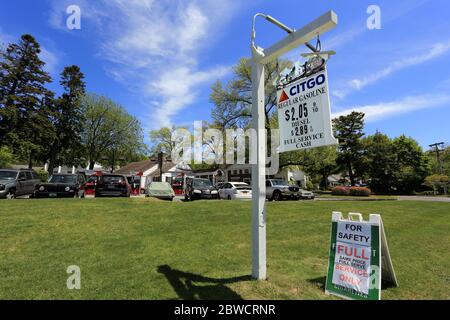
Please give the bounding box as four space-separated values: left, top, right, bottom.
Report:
36 169 49 182
349 186 371 197
331 186 350 196
305 180 314 190
0 146 15 168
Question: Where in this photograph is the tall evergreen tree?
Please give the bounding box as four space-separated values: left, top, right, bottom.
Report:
0 34 54 167
332 112 365 186
46 65 86 174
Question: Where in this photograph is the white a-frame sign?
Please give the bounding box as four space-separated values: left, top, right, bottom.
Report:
325 212 398 300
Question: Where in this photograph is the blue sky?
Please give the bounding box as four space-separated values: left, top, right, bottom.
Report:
1 0 449 148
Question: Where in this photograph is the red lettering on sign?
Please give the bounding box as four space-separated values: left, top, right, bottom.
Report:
337 244 369 260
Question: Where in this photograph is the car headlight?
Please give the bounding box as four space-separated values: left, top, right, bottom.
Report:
39 186 45 191
65 186 70 192
211 190 218 194
0 184 5 191
193 189 201 194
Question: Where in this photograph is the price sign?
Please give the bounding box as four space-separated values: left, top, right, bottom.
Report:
276 68 337 153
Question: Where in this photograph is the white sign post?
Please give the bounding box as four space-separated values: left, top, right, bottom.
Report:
277 68 337 152
250 11 338 280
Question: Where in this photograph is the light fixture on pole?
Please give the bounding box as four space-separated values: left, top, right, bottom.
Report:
250 11 338 280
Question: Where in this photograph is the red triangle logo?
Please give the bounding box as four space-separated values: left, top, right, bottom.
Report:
279 90 289 103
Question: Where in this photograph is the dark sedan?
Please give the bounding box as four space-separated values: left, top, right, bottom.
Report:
34 174 86 198
95 174 131 197
184 178 218 201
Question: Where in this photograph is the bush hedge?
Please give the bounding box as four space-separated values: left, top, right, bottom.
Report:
331 186 371 196
331 186 350 196
36 169 49 182
349 187 371 197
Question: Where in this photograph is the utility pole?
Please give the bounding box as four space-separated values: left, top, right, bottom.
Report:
158 151 164 182
429 142 447 195
250 11 338 280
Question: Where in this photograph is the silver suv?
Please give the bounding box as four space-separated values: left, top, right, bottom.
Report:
265 179 302 201
0 169 41 199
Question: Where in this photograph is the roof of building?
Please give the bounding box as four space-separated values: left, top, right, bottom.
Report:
115 159 158 175
115 159 180 176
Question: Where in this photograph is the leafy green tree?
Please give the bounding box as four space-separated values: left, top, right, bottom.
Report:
392 135 430 193
423 174 450 194
0 146 15 168
149 125 189 156
363 132 398 193
280 145 338 189
0 34 54 167
332 112 365 186
210 58 291 131
46 65 86 174
80 94 146 170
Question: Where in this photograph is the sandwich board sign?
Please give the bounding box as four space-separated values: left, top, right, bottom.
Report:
325 212 398 300
276 67 338 153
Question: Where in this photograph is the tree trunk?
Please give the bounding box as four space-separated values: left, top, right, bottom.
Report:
47 149 57 174
321 173 328 190
28 153 33 169
89 160 95 170
348 162 355 186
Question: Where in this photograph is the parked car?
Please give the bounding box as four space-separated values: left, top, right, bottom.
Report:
299 189 315 200
34 173 86 198
218 182 252 200
146 182 175 201
266 179 302 201
0 169 41 199
215 182 226 190
95 174 131 197
184 178 218 201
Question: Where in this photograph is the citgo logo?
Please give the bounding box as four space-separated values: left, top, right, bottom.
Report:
278 90 289 103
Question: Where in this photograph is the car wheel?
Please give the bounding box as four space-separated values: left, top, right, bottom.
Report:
6 189 16 199
272 190 281 201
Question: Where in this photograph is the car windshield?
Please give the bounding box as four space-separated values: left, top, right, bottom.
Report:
271 179 287 186
103 176 125 184
49 175 76 183
193 179 213 188
0 170 17 180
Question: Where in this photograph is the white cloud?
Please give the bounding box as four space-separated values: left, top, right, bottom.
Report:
48 0 234 129
332 94 450 122
40 46 59 74
147 66 230 127
333 41 450 99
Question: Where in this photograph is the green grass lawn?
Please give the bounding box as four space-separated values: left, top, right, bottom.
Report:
0 198 449 300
